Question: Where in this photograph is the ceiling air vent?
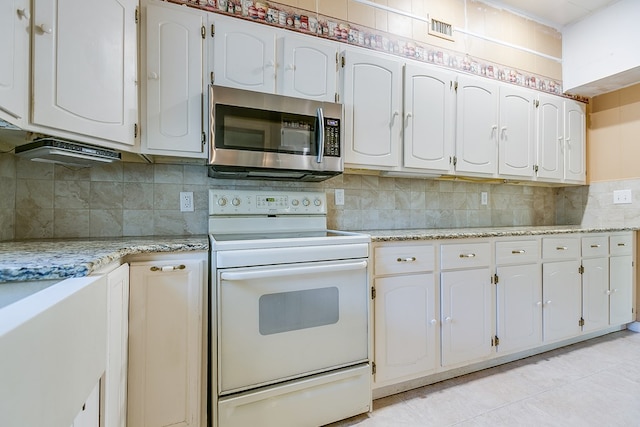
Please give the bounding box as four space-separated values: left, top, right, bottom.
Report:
429 17 454 41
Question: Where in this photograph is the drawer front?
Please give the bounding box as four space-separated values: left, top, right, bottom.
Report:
441 242 491 269
374 245 435 275
610 233 633 255
495 240 539 265
542 237 580 259
581 236 609 257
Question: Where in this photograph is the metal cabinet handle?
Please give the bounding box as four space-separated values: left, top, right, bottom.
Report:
618 243 626 247
512 250 526 254
150 264 186 272
556 246 568 251
459 253 476 258
397 257 416 263
590 244 601 248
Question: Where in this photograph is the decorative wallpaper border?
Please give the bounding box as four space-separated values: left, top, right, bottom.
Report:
168 0 588 102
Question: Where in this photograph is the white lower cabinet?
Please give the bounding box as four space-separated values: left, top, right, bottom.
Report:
128 253 207 427
372 232 635 394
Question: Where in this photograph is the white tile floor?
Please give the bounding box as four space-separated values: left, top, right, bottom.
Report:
328 330 640 427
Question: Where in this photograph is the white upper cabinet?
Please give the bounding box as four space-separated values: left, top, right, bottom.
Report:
497 85 536 179
141 0 207 157
31 0 138 145
211 14 276 93
0 0 30 125
341 47 403 168
536 94 564 182
564 99 586 183
455 74 499 176
212 14 338 102
278 34 337 102
403 62 455 173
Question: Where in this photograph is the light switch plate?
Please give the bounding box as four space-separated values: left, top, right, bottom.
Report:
335 189 345 206
613 189 632 204
481 192 488 206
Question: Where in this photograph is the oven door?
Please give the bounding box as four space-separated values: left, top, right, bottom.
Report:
217 259 368 394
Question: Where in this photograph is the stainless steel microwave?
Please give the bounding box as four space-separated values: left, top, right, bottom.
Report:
208 85 343 181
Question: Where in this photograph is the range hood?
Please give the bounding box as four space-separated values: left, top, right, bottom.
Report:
14 138 121 167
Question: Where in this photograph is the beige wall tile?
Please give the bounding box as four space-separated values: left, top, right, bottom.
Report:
298 0 317 13
388 0 411 13
534 56 562 80
347 0 376 28
388 13 412 37
533 22 562 58
318 0 348 20
375 8 388 31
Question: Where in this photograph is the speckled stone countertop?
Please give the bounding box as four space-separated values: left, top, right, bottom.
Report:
359 225 638 242
0 236 209 283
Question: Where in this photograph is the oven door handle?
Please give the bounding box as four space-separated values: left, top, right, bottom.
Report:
220 260 367 281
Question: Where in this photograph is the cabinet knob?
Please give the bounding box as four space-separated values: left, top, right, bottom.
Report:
536 301 542 306
148 71 159 80
38 23 52 34
545 300 552 305
285 64 295 71
612 288 619 293
17 8 30 20
605 290 611 295
444 316 452 323
265 60 275 69
430 319 437 326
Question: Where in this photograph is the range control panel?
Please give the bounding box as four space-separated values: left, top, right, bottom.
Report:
209 189 327 215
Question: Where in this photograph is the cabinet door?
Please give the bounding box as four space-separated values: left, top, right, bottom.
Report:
441 268 492 367
403 63 455 172
342 48 402 168
542 261 582 342
128 259 204 427
496 264 542 353
0 0 30 123
455 75 498 176
536 94 564 181
581 257 609 333
374 274 437 384
498 85 535 178
32 0 137 145
279 34 337 102
564 99 586 183
143 0 206 156
104 264 129 427
610 255 634 325
212 14 276 93
70 382 100 427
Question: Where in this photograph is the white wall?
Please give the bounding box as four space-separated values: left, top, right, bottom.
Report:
562 0 640 96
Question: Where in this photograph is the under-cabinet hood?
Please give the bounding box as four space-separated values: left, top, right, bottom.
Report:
14 138 121 168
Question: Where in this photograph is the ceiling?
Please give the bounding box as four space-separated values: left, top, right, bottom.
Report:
486 0 620 29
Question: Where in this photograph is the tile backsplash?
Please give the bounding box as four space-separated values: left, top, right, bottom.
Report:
0 153 593 241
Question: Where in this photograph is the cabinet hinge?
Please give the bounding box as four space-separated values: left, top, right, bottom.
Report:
211 71 215 85
135 7 139 24
578 265 584 274
371 362 376 375
335 93 339 103
491 336 499 346
533 164 539 173
201 25 206 39
493 274 499 284
453 156 457 167
579 317 585 327
535 99 540 108
211 24 215 37
371 286 376 300
134 123 138 138
454 81 458 91
201 131 206 147
340 55 345 68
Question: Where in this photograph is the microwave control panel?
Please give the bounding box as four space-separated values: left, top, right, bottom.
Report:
324 118 340 157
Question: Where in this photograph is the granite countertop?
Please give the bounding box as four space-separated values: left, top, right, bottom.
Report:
0 236 209 283
358 225 639 242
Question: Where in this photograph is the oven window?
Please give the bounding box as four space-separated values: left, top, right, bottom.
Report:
258 287 339 335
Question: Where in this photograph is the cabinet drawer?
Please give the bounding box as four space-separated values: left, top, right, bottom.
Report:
374 245 435 275
441 242 490 269
542 237 579 259
581 236 608 257
610 233 633 255
495 240 539 265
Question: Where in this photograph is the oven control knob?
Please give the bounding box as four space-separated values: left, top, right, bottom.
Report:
314 198 322 207
232 197 241 206
291 199 299 207
302 198 310 206
217 197 228 207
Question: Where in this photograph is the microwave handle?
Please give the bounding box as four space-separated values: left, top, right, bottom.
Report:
316 107 324 163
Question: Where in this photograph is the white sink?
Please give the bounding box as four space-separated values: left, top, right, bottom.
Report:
0 276 107 427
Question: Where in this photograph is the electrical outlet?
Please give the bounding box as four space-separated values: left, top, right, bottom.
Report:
481 192 488 206
613 189 632 204
180 191 194 212
335 189 345 206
